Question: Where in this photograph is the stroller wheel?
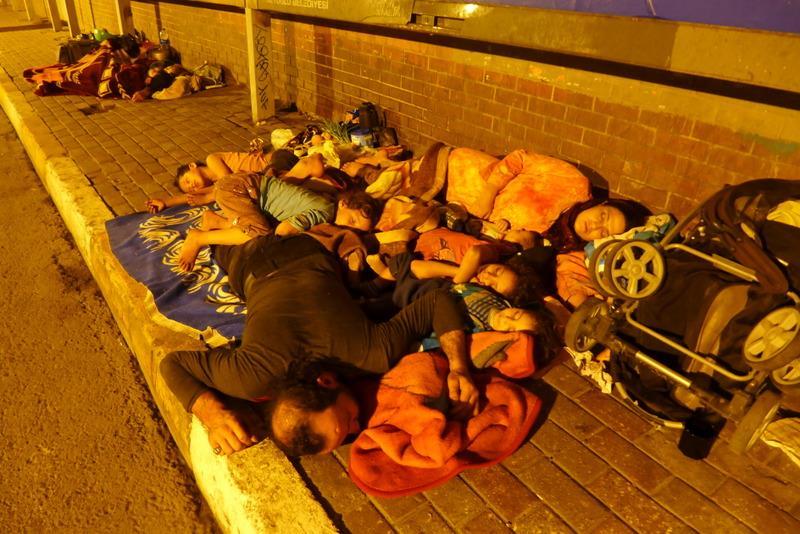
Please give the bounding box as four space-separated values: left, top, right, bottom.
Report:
770 358 800 396
565 297 605 352
589 239 624 297
729 389 781 454
605 241 665 300
743 306 800 371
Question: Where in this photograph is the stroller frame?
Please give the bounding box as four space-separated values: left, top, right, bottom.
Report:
566 181 800 453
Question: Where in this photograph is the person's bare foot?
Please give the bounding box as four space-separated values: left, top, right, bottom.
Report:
200 210 228 231
366 254 395 280
178 229 204 272
285 153 325 180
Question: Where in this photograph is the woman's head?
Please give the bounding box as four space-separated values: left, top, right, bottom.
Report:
547 197 651 251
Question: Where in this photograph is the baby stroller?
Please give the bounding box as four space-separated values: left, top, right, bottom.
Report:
565 179 800 454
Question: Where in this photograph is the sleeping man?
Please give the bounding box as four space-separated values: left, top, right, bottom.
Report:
160 233 477 456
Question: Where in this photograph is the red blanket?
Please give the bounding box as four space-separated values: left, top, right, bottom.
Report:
349 332 541 497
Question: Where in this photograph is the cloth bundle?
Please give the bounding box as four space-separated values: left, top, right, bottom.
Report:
349 331 540 497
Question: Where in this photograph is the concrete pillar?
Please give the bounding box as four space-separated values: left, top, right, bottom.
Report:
64 0 79 36
245 8 275 124
43 0 61 31
22 0 35 20
114 0 133 35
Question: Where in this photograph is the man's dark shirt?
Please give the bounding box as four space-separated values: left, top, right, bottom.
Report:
160 235 464 411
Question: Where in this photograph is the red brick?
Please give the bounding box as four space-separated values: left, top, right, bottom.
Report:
463 109 495 131
532 421 609 484
608 118 656 145
453 63 485 81
502 442 546 474
585 470 690 533
548 395 604 440
437 73 466 92
380 70 401 87
428 57 454 74
707 146 771 177
524 129 562 155
618 178 668 210
542 363 592 397
372 492 428 522
543 118 583 142
494 87 528 109
516 78 553 99
480 100 511 121
425 476 486 528
691 122 753 152
449 90 480 109
553 87 594 109
560 140 603 167
464 80 495 100
515 457 612 532
645 167 681 192
565 106 608 132
460 510 513 533
483 70 517 88
512 501 571 533
461 466 538 522
400 76 424 94
403 51 427 68
594 99 640 122
705 441 800 510
492 119 526 141
395 502 452 533
583 130 630 157
517 111 545 131
652 478 747 532
528 97 566 120
712 478 800 532
575 389 653 441
586 427 672 492
639 109 692 135
666 192 697 218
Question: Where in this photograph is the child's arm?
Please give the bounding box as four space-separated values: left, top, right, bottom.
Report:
409 260 460 280
205 153 234 180
146 194 189 213
452 244 500 284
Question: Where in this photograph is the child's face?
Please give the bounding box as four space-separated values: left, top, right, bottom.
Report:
473 264 519 298
489 307 539 333
573 204 626 241
335 203 372 232
178 165 209 193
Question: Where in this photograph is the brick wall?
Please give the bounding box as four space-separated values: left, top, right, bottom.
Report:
83 0 117 34
270 18 800 217
130 1 248 85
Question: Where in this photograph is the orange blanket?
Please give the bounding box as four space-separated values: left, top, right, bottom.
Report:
349 333 541 497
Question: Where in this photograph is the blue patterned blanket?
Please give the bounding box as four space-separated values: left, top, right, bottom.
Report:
105 205 246 342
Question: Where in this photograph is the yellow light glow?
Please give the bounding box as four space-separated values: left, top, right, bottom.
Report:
462 4 479 16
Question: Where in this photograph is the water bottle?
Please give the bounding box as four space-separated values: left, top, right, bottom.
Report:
159 28 170 47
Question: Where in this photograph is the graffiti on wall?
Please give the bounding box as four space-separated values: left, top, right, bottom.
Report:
254 22 271 113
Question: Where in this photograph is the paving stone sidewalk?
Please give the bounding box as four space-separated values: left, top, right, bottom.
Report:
2 21 799 533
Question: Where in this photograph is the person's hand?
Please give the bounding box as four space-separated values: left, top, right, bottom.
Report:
131 90 146 103
146 198 166 213
447 368 479 420
494 219 511 233
192 391 263 456
346 250 365 273
274 220 300 236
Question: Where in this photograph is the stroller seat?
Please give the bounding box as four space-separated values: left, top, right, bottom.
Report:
688 284 750 356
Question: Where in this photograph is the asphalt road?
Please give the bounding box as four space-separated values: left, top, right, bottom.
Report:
0 109 216 531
